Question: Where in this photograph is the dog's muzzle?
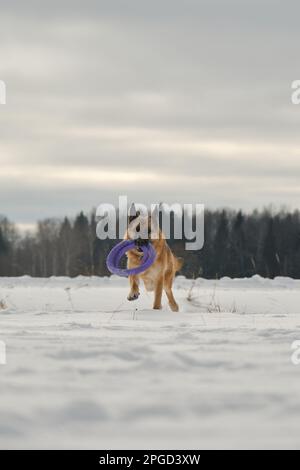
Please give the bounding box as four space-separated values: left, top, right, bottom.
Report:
135 238 150 252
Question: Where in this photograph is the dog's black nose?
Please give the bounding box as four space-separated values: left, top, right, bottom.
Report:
135 238 149 248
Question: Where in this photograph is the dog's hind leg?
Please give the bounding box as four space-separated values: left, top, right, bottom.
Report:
153 276 163 310
164 271 179 312
127 275 140 301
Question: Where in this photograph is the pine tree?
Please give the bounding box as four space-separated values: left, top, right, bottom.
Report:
262 218 280 278
213 210 230 278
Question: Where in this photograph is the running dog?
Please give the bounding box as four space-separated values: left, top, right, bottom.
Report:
125 208 183 311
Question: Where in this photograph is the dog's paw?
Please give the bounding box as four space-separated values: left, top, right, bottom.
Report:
127 292 140 301
170 302 179 312
153 304 162 310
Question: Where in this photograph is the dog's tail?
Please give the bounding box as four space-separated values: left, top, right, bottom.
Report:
174 256 184 272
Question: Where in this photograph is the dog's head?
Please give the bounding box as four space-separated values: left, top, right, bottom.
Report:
126 204 162 246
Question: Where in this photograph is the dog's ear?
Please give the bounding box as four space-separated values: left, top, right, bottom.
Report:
128 203 140 223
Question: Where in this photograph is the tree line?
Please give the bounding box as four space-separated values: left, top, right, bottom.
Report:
1 208 300 279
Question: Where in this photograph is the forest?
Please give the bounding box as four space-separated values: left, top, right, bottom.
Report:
0 208 300 279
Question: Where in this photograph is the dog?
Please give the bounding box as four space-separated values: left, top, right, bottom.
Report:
125 208 183 311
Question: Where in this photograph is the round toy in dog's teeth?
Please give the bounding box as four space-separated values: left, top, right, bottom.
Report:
106 240 156 277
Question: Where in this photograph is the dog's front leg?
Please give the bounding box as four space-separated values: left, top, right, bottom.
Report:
127 275 140 301
153 276 163 310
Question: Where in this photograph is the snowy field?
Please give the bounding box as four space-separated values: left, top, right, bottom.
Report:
1 275 300 449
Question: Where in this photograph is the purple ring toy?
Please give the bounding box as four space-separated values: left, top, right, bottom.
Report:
106 240 156 277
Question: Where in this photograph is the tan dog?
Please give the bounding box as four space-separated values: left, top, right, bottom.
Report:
125 210 183 311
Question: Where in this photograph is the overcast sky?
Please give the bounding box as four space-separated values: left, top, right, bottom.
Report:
1 0 300 226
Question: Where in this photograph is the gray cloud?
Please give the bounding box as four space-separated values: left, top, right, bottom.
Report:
0 0 300 223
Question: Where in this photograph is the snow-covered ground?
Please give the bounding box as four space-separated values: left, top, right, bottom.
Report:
0 275 300 449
